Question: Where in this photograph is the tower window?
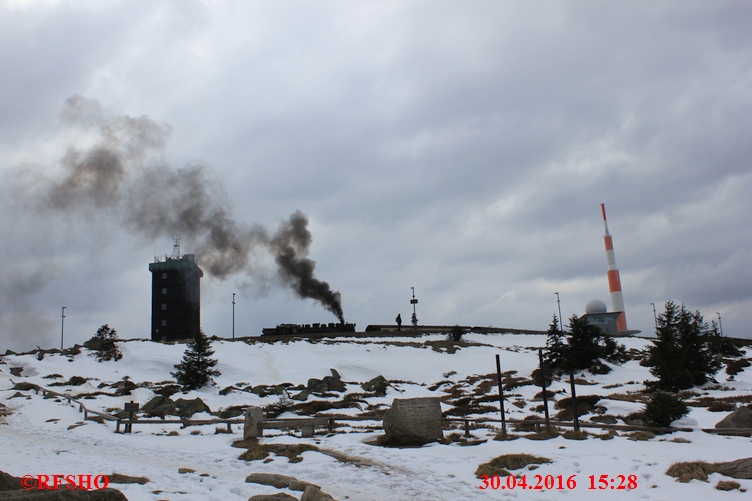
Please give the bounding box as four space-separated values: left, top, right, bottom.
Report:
161 319 167 326
162 272 167 279
162 288 167 294
161 303 167 310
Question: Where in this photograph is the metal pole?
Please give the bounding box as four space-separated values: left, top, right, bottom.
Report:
60 306 67 350
495 354 507 436
538 349 551 432
555 292 563 338
716 312 723 337
232 293 236 339
569 369 580 432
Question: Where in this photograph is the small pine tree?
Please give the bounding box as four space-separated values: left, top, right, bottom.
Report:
171 330 221 391
544 315 566 368
561 315 604 371
642 391 688 427
706 321 742 357
94 324 122 362
645 301 721 391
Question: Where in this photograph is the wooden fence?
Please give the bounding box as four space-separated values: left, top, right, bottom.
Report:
11 381 751 437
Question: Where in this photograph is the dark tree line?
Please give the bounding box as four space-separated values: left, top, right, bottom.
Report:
644 300 727 392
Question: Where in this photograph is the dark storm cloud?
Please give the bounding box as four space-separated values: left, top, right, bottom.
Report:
1 1 751 350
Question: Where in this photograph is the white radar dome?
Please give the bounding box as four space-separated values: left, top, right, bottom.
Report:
585 299 608 315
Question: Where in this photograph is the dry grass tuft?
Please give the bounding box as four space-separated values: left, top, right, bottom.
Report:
627 431 655 441
237 439 319 463
562 430 589 440
715 480 742 491
475 453 552 478
665 461 715 483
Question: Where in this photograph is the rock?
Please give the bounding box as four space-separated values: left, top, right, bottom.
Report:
301 485 336 501
715 406 752 429
714 457 752 479
153 384 181 397
212 408 244 419
245 473 318 491
248 494 299 501
323 369 346 392
142 395 176 417
244 407 265 439
66 376 88 386
0 470 128 500
178 468 196 474
1 489 128 499
306 378 328 394
291 389 310 401
361 375 388 396
251 385 279 397
174 397 211 417
112 380 137 396
0 469 22 491
382 397 444 446
307 370 346 394
12 382 36 391
9 367 23 377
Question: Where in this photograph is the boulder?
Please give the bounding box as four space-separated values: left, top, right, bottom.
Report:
715 406 752 429
244 407 264 439
0 470 128 500
382 397 444 446
306 378 328 394
322 369 346 392
142 395 176 417
301 485 336 501
1 469 22 491
245 473 318 491
112 380 137 396
714 457 752 480
174 397 211 417
307 369 345 394
12 382 36 391
248 494 298 501
361 375 388 396
291 389 310 401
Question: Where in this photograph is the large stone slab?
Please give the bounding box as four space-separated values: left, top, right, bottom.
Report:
715 406 752 429
382 397 443 446
244 406 265 439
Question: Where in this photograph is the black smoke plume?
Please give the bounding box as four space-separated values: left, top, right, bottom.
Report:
32 95 345 321
271 211 345 323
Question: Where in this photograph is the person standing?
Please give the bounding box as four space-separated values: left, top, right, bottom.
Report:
395 314 402 331
411 312 418 332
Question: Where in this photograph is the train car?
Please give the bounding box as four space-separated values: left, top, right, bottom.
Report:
261 322 356 336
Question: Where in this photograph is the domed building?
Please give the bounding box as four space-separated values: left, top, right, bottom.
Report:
582 298 622 335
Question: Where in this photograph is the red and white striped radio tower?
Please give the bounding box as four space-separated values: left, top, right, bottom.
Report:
601 203 627 332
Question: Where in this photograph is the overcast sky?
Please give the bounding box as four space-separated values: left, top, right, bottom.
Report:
1 0 751 352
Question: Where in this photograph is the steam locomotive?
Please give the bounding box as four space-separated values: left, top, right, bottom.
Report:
261 322 357 336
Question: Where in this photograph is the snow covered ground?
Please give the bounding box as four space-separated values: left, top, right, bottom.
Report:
1 333 751 501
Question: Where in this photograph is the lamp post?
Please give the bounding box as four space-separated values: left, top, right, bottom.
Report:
232 293 236 339
554 292 563 335
650 302 658 330
60 306 67 350
716 312 723 337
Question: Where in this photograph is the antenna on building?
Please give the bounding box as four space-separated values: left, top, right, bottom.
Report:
600 203 627 332
172 237 182 259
